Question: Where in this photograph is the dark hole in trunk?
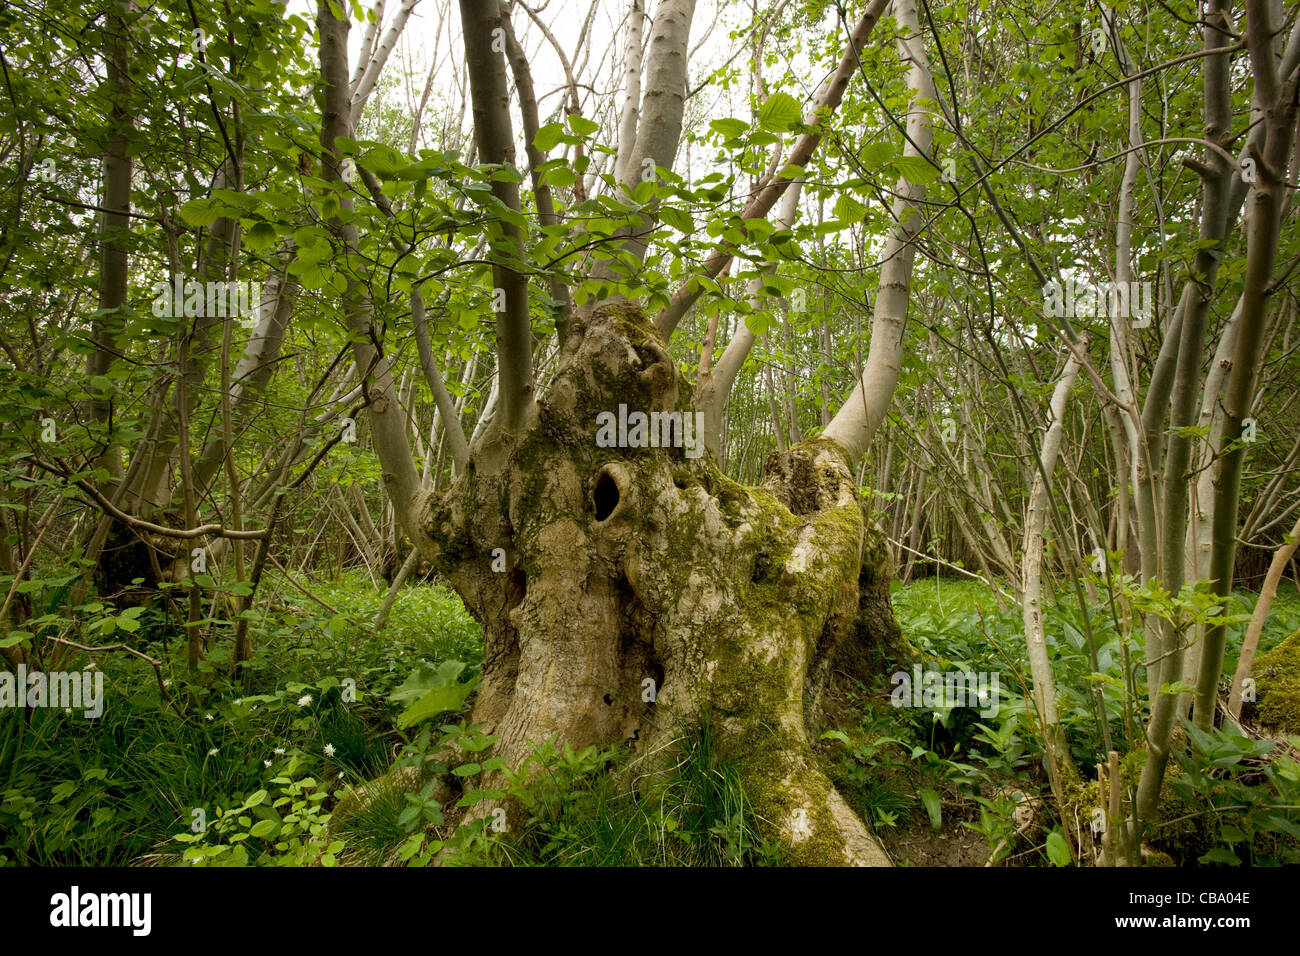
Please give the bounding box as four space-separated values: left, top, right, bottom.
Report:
593 471 619 521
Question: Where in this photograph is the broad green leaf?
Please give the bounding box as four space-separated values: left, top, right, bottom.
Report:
534 122 565 152
757 92 802 132
1045 830 1071 866
893 155 939 185
710 118 748 140
567 114 599 137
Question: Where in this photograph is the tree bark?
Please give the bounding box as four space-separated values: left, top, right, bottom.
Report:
822 0 936 463
418 301 901 865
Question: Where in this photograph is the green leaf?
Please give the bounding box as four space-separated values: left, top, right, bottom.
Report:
919 787 943 833
567 114 599 137
533 122 565 152
396 673 479 729
243 221 278 253
359 145 406 177
0 631 33 649
893 155 939 185
1198 847 1241 866
1045 830 1072 866
757 92 802 132
710 118 748 140
834 194 866 223
658 206 695 233
544 166 577 190
860 141 894 167
397 832 424 861
1217 824 1246 843
178 198 225 227
249 818 280 839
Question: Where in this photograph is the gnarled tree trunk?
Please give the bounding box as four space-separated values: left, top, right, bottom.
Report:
417 301 903 865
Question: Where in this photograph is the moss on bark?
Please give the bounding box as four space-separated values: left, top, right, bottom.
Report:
415 300 902 864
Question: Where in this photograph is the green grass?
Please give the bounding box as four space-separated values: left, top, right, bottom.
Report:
0 571 482 867
6 567 1297 867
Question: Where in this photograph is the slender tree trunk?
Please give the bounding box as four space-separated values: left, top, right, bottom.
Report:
1229 513 1300 720
1194 1 1300 729
1022 347 1084 775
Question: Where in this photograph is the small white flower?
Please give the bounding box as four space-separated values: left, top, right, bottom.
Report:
324 743 336 757
207 748 219 756
233 698 242 706
297 694 313 707
273 747 286 756
204 713 214 721
337 772 344 779
163 679 172 687
263 760 273 768
64 707 72 715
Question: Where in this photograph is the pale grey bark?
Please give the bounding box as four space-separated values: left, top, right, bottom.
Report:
1136 0 1236 822
317 0 424 547
822 0 936 464
654 0 891 338
1229 513 1300 720
350 0 422 130
1024 348 1086 749
1193 0 1300 729
613 0 645 184
350 0 386 99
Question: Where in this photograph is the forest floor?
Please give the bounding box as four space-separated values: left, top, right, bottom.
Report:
2 573 1297 867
